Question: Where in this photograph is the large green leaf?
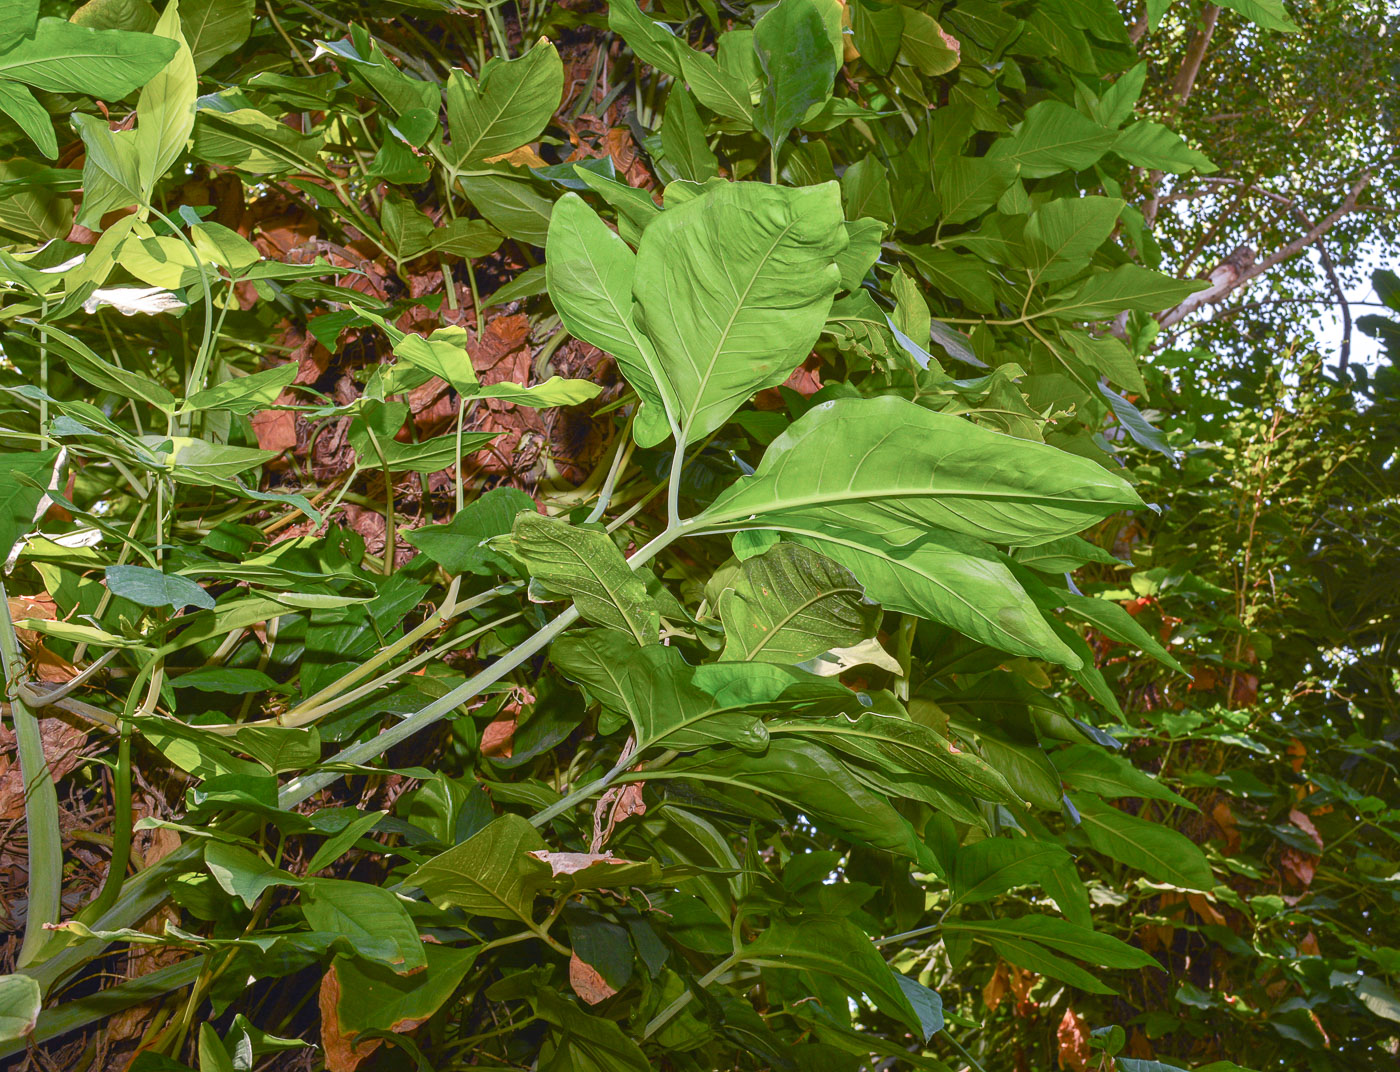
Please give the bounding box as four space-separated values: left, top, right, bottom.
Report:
510 513 659 645
1024 196 1123 284
743 917 921 1033
952 837 1071 905
0 82 55 159
766 711 1023 806
661 739 930 860
133 0 197 197
787 527 1083 665
1113 121 1216 175
444 39 563 167
631 180 846 443
179 0 253 72
456 168 553 245
1072 793 1214 890
545 193 678 448
1043 264 1206 320
754 0 836 160
718 541 880 663
697 395 1143 545
551 630 769 752
407 813 551 922
302 878 427 974
987 101 1115 178
0 18 177 96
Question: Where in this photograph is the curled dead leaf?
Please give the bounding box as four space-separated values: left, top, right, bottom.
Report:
1056 1006 1091 1071
528 850 626 876
569 951 618 1006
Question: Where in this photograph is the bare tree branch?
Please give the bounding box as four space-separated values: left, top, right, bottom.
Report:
1159 171 1375 330
1171 4 1221 106
1143 4 1221 227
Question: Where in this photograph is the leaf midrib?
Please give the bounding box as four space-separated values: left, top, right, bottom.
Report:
678 211 800 442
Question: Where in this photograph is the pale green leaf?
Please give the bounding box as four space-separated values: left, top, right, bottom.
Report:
545 192 677 447
0 18 177 96
632 180 846 443
699 395 1144 547
134 0 197 196
445 39 562 167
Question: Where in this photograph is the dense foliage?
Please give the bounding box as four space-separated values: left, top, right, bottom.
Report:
0 1 1395 1070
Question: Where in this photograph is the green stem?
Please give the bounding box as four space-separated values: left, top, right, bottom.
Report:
942 1030 990 1072
86 661 163 920
22 524 688 1003
643 949 745 1038
0 582 63 967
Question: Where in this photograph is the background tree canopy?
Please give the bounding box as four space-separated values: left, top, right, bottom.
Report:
0 1 1395 1071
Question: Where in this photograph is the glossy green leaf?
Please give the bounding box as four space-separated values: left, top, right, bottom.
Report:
546 192 678 448
105 565 215 611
